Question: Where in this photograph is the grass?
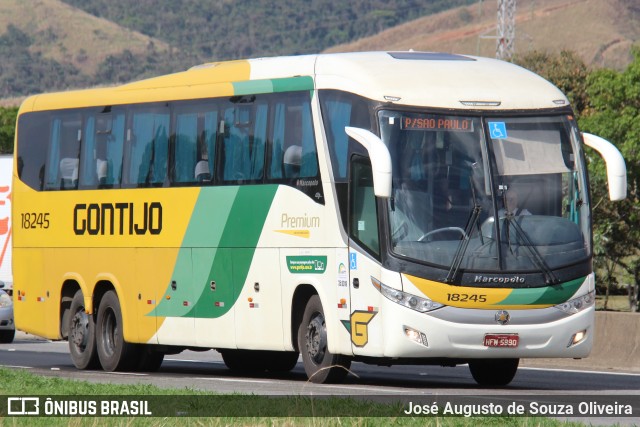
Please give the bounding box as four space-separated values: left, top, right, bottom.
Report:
0 368 590 427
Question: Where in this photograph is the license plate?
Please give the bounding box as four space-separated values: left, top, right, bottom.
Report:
484 334 519 348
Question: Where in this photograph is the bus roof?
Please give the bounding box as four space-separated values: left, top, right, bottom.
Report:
20 51 568 113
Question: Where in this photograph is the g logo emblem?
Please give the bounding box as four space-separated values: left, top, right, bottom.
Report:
495 310 510 325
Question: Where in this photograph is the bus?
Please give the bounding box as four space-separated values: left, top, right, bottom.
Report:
0 154 12 290
12 51 626 386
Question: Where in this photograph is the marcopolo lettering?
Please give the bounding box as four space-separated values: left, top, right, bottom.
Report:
474 275 525 284
74 202 163 236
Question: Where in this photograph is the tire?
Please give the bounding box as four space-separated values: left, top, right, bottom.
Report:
469 358 519 387
298 295 350 383
136 345 164 372
68 290 99 369
0 328 15 343
96 290 138 372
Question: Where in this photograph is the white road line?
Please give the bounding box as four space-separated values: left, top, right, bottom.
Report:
0 365 32 369
520 366 640 377
194 377 275 384
193 377 415 393
105 372 149 377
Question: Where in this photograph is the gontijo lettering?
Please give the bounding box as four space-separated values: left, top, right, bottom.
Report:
73 202 163 235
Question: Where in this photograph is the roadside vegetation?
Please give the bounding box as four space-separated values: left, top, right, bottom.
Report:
0 0 475 98
0 367 588 426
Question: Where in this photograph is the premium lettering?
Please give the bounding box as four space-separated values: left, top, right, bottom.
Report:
281 213 320 228
74 202 162 235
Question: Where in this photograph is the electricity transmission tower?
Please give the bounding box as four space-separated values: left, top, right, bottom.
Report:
496 0 516 60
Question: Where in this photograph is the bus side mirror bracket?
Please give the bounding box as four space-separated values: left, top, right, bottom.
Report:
345 127 392 198
582 133 627 201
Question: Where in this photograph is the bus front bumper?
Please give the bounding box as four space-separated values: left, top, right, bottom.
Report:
378 298 594 360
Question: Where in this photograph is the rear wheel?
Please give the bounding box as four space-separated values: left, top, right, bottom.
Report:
298 295 350 383
468 358 519 387
96 290 138 371
68 290 99 369
0 329 15 343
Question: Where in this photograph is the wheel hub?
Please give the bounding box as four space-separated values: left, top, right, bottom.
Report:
70 311 88 348
306 313 327 364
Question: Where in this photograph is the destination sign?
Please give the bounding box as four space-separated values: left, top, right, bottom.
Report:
401 115 474 132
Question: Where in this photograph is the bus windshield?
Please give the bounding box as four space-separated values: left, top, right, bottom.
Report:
379 110 590 274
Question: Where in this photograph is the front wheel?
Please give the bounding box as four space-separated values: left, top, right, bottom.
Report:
298 295 350 383
468 358 519 387
68 290 99 369
96 290 138 371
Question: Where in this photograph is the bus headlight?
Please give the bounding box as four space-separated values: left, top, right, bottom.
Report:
554 290 595 314
372 278 443 313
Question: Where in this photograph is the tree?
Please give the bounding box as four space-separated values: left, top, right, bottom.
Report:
514 50 590 118
0 107 18 154
579 48 640 309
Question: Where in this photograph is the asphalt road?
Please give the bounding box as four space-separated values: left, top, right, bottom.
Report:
1 332 639 424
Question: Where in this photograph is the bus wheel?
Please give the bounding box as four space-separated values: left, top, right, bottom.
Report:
68 290 99 369
96 290 138 372
136 345 164 372
264 351 299 373
298 295 350 383
469 358 519 387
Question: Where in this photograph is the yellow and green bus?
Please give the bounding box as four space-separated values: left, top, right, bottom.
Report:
13 52 626 385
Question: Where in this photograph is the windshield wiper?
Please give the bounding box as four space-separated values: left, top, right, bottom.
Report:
504 216 559 285
445 183 482 283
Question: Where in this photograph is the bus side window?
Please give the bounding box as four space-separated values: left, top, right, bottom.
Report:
126 109 169 187
268 93 319 181
45 115 81 190
173 104 218 185
350 158 380 257
174 111 198 184
103 113 125 187
79 116 97 188
220 98 266 183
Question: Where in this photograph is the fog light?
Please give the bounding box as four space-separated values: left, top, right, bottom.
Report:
568 329 587 347
404 326 428 347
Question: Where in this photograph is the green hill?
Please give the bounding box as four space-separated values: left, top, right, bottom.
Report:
326 0 640 70
0 0 474 100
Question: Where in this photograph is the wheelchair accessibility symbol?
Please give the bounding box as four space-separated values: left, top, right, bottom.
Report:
488 122 507 139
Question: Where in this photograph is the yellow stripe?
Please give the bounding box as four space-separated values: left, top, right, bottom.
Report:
404 274 538 309
25 60 252 112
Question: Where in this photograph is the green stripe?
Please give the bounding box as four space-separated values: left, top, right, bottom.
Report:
232 77 314 95
498 276 586 306
232 80 273 95
272 76 314 92
151 185 278 319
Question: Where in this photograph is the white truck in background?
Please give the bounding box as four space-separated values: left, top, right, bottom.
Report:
0 154 12 291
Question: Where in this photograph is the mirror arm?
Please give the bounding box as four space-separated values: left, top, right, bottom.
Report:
582 132 627 201
345 127 392 198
